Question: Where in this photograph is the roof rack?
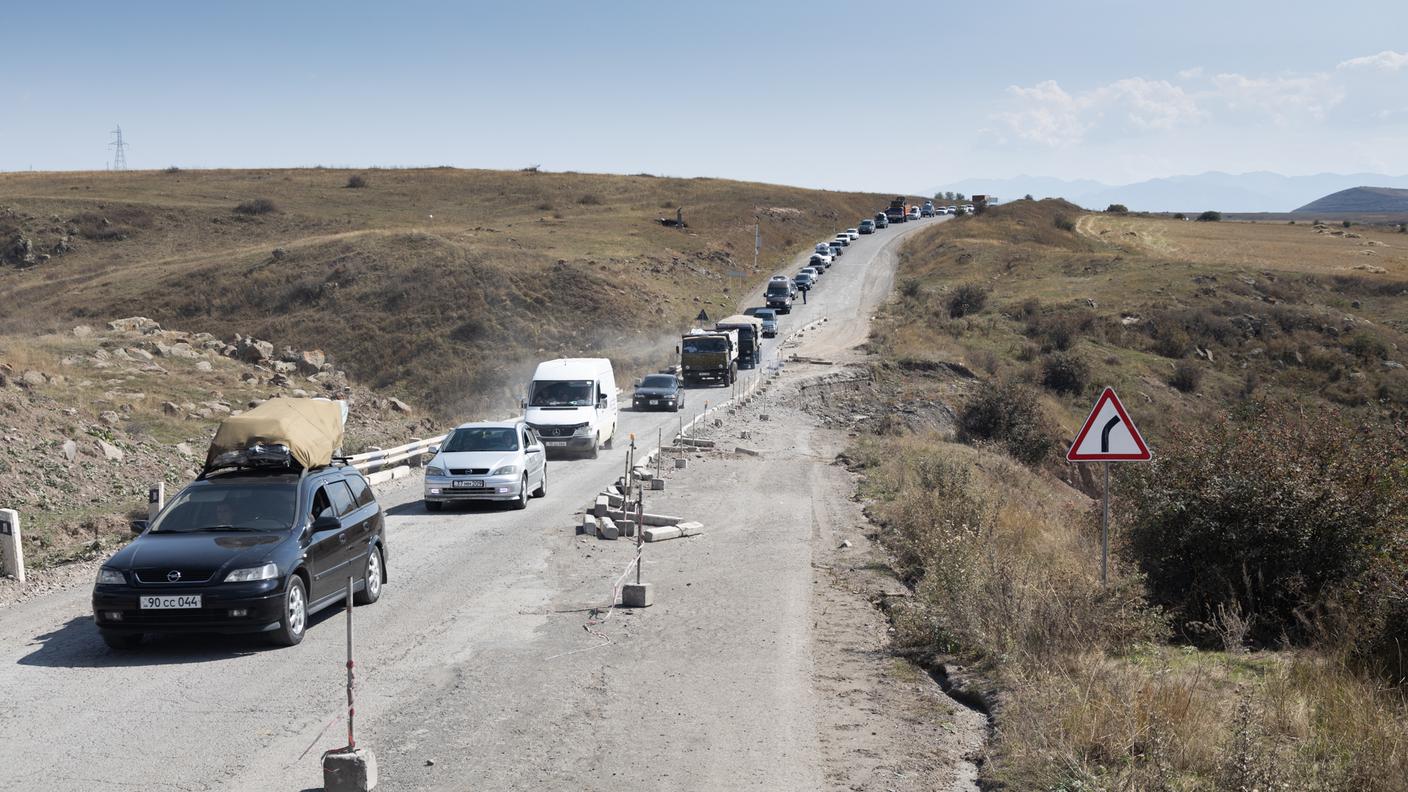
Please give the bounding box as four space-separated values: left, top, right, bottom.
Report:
199 443 300 479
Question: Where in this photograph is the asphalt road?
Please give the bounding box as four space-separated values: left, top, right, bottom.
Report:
0 214 946 792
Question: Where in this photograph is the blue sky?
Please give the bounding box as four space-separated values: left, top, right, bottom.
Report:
3 0 1407 191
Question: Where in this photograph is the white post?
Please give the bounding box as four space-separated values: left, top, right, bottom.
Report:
148 482 165 521
0 508 24 584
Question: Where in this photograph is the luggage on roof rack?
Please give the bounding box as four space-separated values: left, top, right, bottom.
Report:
204 398 345 473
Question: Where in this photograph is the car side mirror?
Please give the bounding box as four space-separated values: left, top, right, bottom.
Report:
428 445 440 455
312 510 341 532
519 398 528 410
130 519 149 535
633 379 641 387
527 446 543 454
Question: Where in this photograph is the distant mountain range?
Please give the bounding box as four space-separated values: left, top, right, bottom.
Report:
1295 186 1408 214
934 172 1408 213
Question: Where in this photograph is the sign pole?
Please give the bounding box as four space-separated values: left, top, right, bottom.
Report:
1101 462 1109 587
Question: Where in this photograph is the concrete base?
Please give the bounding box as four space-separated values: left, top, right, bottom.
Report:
323 747 378 792
617 520 637 537
650 478 665 491
597 517 619 540
621 582 654 608
674 457 688 469
580 517 596 535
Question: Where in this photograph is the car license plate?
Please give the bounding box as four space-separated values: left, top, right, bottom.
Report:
546 441 567 447
454 480 483 488
139 594 201 609
649 399 659 405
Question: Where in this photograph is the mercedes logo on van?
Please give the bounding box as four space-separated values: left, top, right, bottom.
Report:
167 570 182 582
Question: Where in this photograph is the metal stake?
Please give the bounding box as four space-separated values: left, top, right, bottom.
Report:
345 575 356 750
636 482 645 586
1101 462 1110 587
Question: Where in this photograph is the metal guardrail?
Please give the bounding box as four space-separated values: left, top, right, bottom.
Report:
345 434 447 474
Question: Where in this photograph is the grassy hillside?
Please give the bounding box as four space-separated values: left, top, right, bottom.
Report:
851 200 1408 789
1 167 894 416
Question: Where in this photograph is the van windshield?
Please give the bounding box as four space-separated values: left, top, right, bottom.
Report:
767 283 790 296
682 337 727 354
151 482 297 533
530 380 595 407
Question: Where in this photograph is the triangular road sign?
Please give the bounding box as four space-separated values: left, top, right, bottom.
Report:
696 309 710 322
1067 387 1152 462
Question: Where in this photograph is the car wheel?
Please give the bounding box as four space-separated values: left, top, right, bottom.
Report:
588 440 599 459
674 398 683 412
267 576 307 647
99 629 142 650
532 466 547 498
511 475 529 510
353 546 383 605
425 500 442 513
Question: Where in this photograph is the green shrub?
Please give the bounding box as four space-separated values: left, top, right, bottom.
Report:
947 283 988 318
1106 203 1129 214
1342 220 1353 229
1169 360 1202 392
233 198 277 215
577 193 603 205
956 382 1057 465
1173 212 1187 220
345 174 368 189
1054 214 1076 232
1119 405 1408 657
1197 211 1222 222
900 278 922 299
1040 351 1089 395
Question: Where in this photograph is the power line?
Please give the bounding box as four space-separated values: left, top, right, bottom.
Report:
109 124 129 171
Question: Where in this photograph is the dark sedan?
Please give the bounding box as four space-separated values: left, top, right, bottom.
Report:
92 465 387 649
632 373 685 411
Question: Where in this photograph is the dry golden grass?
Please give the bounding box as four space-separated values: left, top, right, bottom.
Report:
1 167 894 416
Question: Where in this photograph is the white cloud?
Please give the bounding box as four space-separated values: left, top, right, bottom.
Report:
1177 66 1204 80
997 77 1200 146
1337 50 1408 72
1207 72 1343 123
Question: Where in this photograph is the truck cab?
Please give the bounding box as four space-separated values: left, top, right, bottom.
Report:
680 329 739 387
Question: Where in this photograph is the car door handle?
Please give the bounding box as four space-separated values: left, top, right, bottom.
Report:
338 532 348 543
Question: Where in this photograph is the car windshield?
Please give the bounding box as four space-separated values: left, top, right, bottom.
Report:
767 283 790 296
640 375 675 389
754 310 775 320
682 337 727 353
445 427 519 452
530 379 594 407
150 482 297 533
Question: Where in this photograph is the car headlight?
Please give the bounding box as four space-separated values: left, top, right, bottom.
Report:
224 563 278 583
425 465 446 477
97 568 125 585
573 424 594 436
490 464 519 476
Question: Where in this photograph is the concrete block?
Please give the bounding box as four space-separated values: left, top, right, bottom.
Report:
580 516 597 535
674 457 687 470
617 520 637 537
605 490 625 508
605 509 681 527
389 465 411 480
734 446 760 457
676 521 704 534
621 582 654 608
323 747 378 792
650 478 665 491
597 518 619 541
593 494 610 519
643 525 683 542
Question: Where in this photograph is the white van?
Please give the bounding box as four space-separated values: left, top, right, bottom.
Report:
523 358 618 458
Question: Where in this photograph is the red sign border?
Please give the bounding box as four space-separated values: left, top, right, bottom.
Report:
1066 387 1152 461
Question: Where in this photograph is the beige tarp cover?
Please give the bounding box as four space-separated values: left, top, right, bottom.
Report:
716 314 762 329
206 398 344 470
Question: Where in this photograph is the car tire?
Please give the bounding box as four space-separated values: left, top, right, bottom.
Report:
588 440 599 459
425 500 442 513
511 476 529 510
532 467 547 498
99 629 142 650
674 398 683 412
267 576 308 647
353 546 383 606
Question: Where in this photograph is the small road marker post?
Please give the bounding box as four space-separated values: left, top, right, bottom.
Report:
1066 387 1152 586
322 576 378 791
0 509 24 584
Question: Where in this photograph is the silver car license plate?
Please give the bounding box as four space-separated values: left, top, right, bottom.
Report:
139 594 201 609
649 399 659 405
454 480 483 488
546 441 567 447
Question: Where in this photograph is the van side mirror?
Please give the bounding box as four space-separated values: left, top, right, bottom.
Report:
130 520 149 535
519 398 527 410
597 395 608 409
674 345 680 356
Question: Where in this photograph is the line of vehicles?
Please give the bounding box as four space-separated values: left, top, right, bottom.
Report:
87 204 936 650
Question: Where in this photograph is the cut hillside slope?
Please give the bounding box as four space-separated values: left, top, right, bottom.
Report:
0 168 895 416
0 320 427 584
1295 185 1408 214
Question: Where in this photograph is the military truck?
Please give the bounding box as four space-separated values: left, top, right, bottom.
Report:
679 328 739 386
715 314 764 370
